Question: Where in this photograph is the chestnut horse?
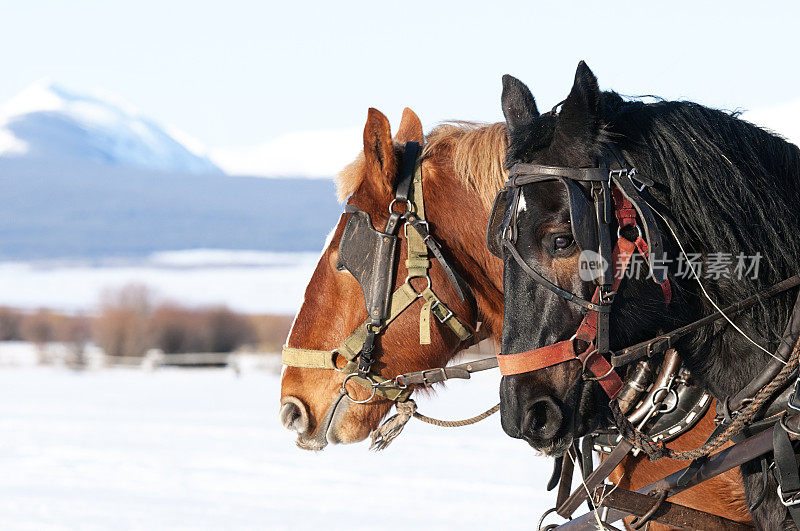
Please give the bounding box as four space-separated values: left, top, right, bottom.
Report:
278 107 749 526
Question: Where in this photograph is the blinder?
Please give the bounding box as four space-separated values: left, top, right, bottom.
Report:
487 177 599 259
338 205 398 323
492 159 672 399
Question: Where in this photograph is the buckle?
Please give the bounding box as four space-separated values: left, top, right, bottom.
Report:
778 485 800 507
430 300 454 323
420 367 448 385
404 219 428 238
788 378 800 414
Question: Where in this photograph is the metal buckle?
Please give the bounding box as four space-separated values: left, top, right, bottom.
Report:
430 299 453 323
608 168 629 182
404 219 428 238
420 367 447 386
628 168 647 192
778 485 800 507
788 378 800 414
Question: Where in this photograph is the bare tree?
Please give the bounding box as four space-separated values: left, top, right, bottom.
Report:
94 283 153 358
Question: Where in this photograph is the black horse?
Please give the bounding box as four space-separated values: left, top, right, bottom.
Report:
495 61 800 527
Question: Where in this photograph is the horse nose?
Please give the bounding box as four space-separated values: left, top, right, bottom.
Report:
522 395 563 442
280 396 310 435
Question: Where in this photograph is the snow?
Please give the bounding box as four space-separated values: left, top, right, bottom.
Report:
0 362 555 530
0 79 221 175
0 251 319 314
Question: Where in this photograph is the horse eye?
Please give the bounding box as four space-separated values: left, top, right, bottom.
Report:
554 235 573 250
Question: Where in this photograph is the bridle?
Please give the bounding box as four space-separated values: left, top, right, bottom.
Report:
490 145 800 529
487 150 672 399
282 141 478 404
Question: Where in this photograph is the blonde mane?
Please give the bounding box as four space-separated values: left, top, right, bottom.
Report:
335 121 508 205
423 121 508 208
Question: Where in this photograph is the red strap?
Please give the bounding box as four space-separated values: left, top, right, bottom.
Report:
497 340 576 376
575 237 637 343
577 345 623 400
496 187 664 400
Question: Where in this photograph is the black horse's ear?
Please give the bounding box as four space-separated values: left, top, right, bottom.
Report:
501 75 539 133
552 61 601 152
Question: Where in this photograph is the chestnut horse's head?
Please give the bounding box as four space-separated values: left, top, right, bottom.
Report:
280 108 505 450
494 63 678 455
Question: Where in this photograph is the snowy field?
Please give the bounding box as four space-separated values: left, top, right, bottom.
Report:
0 250 319 314
0 363 556 530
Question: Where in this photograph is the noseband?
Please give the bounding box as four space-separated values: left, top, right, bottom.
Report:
489 152 672 399
282 142 477 404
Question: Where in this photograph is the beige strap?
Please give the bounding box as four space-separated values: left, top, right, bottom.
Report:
280 347 337 369
420 288 472 341
405 163 430 280
419 299 432 345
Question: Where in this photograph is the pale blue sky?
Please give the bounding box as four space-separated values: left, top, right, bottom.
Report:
1 0 798 150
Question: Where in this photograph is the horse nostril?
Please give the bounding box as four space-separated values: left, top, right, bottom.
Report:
522 396 563 442
280 396 309 434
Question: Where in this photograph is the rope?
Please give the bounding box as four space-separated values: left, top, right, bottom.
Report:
413 403 500 427
368 400 499 450
612 335 800 461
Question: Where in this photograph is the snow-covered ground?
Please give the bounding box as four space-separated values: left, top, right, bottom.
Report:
0 251 318 314
0 363 556 530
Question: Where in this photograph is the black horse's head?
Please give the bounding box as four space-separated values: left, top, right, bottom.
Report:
495 62 680 455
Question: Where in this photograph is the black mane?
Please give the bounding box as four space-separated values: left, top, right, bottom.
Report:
604 93 800 393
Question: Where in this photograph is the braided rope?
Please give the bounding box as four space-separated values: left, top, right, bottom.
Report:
612 336 800 461
413 403 500 427
369 400 499 450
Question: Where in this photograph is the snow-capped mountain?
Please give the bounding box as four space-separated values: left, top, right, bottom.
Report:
0 79 221 175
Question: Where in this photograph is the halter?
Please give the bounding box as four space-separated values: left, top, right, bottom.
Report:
282 142 477 404
488 152 672 399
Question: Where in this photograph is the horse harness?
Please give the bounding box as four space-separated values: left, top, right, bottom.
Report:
486 146 800 528
487 149 672 399
281 141 485 405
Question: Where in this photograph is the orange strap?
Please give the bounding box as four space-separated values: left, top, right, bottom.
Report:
497 340 576 375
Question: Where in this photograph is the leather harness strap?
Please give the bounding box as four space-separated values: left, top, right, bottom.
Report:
282 141 475 403
497 340 577 375
495 157 671 400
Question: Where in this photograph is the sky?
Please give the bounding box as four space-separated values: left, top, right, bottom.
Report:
1 0 799 175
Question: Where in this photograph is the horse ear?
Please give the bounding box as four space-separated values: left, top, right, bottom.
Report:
552 61 601 152
394 108 424 144
501 75 539 133
363 108 397 196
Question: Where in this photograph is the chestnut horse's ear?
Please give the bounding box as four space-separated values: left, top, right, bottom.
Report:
394 108 424 144
552 61 601 153
501 74 539 134
363 108 397 197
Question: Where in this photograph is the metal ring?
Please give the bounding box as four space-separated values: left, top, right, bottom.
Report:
341 373 377 404
780 413 800 437
650 386 679 414
581 350 617 381
536 508 564 531
405 275 432 295
388 199 413 215
617 224 642 241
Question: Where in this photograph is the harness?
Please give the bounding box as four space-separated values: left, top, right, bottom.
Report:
489 149 800 529
281 141 477 404
488 153 672 399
